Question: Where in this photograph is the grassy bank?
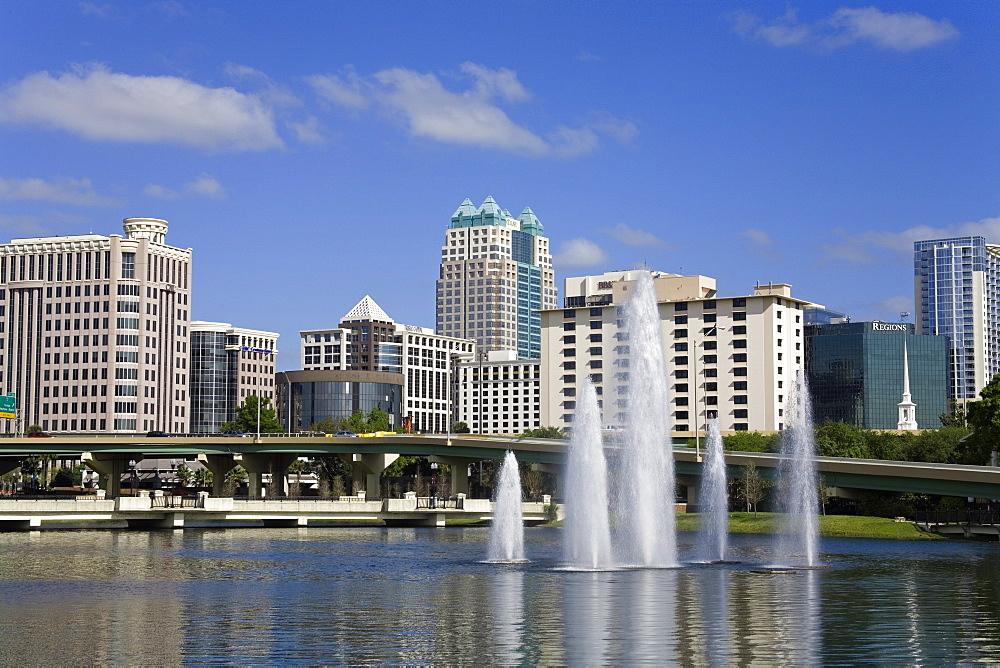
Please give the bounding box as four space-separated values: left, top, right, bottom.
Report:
674 512 940 540
541 512 940 540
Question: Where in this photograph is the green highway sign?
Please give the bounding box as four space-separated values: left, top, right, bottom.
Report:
0 393 15 419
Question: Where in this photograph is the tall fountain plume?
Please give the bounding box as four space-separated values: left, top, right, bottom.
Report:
487 450 526 562
615 271 677 567
564 380 613 569
775 372 820 567
696 418 729 563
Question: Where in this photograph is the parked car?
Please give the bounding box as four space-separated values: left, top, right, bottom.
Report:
220 430 246 437
146 430 170 437
26 431 54 438
334 431 358 437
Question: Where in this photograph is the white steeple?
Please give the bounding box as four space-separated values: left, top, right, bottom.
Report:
897 339 918 430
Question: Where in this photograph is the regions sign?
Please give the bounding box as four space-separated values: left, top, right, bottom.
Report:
872 322 908 332
0 393 15 419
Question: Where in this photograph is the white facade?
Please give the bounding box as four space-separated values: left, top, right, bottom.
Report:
300 296 475 433
455 350 542 434
541 270 816 436
436 197 557 359
0 218 192 434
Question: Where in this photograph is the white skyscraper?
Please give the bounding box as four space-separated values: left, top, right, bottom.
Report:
436 197 557 359
0 218 192 434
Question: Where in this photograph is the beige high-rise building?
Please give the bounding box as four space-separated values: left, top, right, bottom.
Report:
436 197 557 359
0 218 192 434
541 270 817 436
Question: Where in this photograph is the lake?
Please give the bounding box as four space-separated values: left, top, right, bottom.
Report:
0 527 997 665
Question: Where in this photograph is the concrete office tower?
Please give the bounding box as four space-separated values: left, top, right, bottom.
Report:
454 350 542 434
298 295 475 433
914 237 1000 401
541 270 815 436
436 197 557 359
0 218 192 434
189 322 279 433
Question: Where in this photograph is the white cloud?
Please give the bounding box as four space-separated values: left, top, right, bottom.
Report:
873 295 913 317
0 177 120 206
605 223 670 249
307 63 635 158
577 51 604 63
554 238 611 268
731 6 958 52
288 116 325 145
305 68 371 110
822 215 1000 263
149 1 189 18
0 64 283 152
741 228 781 260
144 174 227 199
225 62 301 109
79 2 112 18
373 66 550 155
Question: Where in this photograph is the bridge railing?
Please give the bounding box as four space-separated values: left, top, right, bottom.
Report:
915 510 1000 526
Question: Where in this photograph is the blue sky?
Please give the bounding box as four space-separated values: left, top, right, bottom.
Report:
1 1 997 370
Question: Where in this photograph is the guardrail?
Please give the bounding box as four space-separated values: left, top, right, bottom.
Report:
915 510 1000 526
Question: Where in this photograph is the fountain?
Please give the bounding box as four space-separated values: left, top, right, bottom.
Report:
614 271 677 568
696 418 730 563
487 450 527 563
774 372 820 568
563 380 613 569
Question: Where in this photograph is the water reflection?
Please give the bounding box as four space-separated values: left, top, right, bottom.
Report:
0 530 997 665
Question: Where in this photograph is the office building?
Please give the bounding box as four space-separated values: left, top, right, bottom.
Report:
541 270 815 436
0 218 191 434
806 321 948 429
189 321 279 433
295 295 474 433
436 196 557 359
455 350 542 434
914 236 1000 401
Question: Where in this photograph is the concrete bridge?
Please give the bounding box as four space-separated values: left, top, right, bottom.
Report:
0 491 556 530
0 433 998 501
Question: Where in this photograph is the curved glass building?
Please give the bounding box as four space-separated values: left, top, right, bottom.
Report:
276 369 403 432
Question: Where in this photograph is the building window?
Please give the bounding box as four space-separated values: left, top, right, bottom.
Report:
734 409 748 418
734 395 748 404
733 339 747 349
675 315 688 324
674 356 689 365
733 298 746 307
733 353 747 362
704 368 718 377
675 397 689 406
733 311 747 321
731 326 747 335
733 368 748 376
674 329 688 338
120 253 136 279
734 423 749 431
674 302 688 311
703 355 717 364
704 300 716 309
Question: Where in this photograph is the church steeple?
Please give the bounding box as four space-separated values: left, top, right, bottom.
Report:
897 339 918 430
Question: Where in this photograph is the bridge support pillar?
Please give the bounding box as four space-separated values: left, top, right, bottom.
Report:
676 474 699 511
241 453 299 499
197 454 238 497
81 452 134 499
431 457 475 496
350 453 398 499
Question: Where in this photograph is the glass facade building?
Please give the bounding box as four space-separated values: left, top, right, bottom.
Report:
436 197 557 359
914 236 1000 400
275 370 403 432
806 322 948 429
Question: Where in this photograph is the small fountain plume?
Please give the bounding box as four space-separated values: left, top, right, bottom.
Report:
487 450 527 563
696 418 729 563
615 271 677 567
775 372 820 567
564 380 613 569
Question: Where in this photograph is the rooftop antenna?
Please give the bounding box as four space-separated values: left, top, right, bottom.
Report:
900 311 910 323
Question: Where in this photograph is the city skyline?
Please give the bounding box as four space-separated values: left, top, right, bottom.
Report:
1 1 996 371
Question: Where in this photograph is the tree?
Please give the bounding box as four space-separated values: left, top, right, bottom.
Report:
221 395 283 434
174 464 194 488
223 466 248 496
962 374 1000 465
815 420 870 459
940 401 967 428
25 424 43 436
452 422 470 434
739 463 766 516
520 426 565 439
723 431 779 453
193 467 213 488
905 426 969 463
366 408 390 432
309 417 338 434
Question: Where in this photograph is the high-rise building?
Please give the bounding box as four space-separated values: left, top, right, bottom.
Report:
436 197 557 359
0 218 191 434
541 270 814 436
914 236 1000 401
297 295 474 433
805 321 947 429
455 350 542 434
189 321 279 433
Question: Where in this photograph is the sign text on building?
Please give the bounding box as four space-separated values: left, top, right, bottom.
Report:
872 322 907 332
